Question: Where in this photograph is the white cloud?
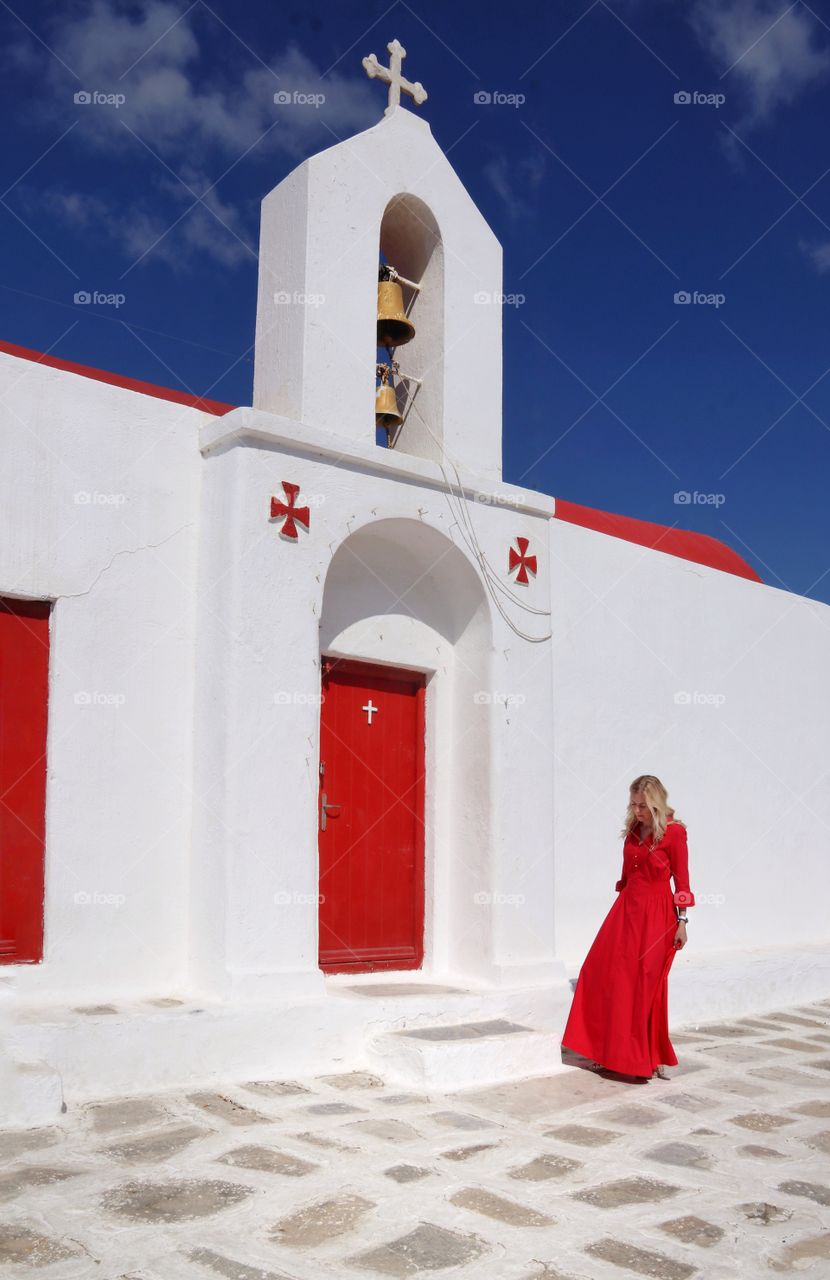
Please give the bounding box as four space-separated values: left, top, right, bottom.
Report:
34 1 377 158
17 175 254 274
8 0 379 268
799 238 830 273
484 152 547 219
690 0 830 131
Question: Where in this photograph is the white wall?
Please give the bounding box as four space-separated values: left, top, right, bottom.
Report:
253 106 503 485
550 517 830 972
193 407 563 999
0 354 207 999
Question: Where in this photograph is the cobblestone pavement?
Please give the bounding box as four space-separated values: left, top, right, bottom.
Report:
2 998 830 1279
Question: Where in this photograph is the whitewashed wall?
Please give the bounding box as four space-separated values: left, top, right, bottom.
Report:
0 354 206 999
550 516 830 983
193 407 563 1001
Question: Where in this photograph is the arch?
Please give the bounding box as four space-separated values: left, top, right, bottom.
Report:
319 518 494 980
378 195 445 463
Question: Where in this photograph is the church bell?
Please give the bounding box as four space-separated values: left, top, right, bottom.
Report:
377 278 415 348
375 363 403 438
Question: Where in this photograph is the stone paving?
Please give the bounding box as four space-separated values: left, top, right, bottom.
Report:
1 998 830 1279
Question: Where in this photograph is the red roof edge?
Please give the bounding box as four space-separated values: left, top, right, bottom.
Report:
0 339 236 417
553 497 763 584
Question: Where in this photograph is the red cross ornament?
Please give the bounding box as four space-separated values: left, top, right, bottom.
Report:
270 481 310 540
508 536 537 585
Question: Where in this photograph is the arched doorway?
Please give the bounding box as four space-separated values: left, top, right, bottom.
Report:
318 518 491 977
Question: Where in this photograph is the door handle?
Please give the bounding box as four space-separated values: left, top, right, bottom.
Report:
320 791 341 832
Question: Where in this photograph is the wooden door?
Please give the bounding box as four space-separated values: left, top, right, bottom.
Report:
318 657 425 973
0 597 50 964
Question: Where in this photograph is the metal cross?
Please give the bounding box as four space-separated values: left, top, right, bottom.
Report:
362 39 427 116
362 699 379 725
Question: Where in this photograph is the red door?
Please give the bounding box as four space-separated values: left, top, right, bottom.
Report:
318 657 425 973
0 597 50 964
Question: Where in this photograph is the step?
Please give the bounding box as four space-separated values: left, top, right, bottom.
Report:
365 1017 568 1090
0 1058 65 1127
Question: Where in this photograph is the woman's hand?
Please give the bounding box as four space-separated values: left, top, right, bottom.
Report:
674 921 687 950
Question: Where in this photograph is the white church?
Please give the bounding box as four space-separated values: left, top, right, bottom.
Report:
1 42 829 1126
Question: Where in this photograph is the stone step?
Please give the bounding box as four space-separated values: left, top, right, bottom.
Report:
365 1017 567 1090
0 1058 65 1127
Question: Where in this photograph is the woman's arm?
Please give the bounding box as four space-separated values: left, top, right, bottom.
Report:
668 823 695 913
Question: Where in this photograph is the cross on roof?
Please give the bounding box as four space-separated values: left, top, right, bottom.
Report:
362 38 427 117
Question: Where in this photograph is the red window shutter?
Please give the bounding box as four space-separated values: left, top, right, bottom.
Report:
0 597 50 964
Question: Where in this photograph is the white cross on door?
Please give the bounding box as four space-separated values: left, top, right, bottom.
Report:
362 699 378 725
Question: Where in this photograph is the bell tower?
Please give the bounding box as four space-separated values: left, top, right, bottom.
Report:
253 41 503 483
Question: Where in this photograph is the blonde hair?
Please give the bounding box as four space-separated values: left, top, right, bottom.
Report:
620 774 685 844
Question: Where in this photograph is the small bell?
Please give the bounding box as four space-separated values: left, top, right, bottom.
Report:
377 278 415 348
375 363 402 441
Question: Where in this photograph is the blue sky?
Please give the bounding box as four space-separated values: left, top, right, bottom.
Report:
2 0 829 601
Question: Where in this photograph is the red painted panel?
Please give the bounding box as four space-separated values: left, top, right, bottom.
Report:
0 598 50 963
318 658 425 974
0 339 235 416
553 497 762 583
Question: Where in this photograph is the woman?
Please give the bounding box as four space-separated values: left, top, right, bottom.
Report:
560 775 694 1080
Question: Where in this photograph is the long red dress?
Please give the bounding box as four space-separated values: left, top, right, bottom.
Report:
561 819 695 1077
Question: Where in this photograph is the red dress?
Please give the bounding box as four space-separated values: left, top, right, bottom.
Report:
561 819 695 1077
